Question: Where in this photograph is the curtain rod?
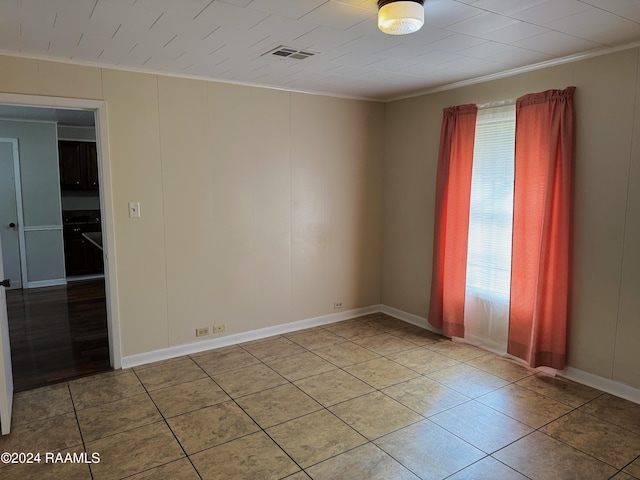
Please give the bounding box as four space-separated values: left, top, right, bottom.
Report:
477 98 516 110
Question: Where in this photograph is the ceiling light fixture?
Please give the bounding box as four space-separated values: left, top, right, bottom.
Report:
377 0 425 35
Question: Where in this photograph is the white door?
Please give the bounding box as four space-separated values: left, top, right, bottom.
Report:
0 233 14 435
0 140 22 289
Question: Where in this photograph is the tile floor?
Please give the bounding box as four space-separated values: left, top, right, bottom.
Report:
1 313 640 479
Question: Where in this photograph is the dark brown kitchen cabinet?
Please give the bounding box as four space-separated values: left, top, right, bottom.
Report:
58 141 99 190
63 223 103 276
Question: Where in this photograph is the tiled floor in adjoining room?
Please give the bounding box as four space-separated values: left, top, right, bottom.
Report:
1 313 640 479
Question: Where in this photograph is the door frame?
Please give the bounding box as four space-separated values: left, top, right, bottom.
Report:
0 93 122 370
0 138 28 289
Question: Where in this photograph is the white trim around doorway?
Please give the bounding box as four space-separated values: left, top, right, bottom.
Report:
0 93 122 370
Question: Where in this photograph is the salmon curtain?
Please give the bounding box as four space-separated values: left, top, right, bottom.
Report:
508 87 575 370
428 104 478 338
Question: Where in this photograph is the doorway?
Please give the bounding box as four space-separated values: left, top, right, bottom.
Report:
0 95 120 399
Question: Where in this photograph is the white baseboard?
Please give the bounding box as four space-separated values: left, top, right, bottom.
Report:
561 367 640 404
380 304 428 328
379 304 446 336
120 302 640 405
121 304 383 369
26 278 67 289
381 304 640 405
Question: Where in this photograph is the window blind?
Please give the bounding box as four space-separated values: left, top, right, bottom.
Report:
466 105 516 302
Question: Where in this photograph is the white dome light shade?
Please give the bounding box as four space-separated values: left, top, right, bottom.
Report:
378 1 425 35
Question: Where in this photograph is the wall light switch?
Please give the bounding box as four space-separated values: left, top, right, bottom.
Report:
128 201 141 218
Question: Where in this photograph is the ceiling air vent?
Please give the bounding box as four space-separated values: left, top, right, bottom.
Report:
263 46 318 61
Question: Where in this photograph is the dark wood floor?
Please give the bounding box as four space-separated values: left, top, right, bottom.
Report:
6 279 112 392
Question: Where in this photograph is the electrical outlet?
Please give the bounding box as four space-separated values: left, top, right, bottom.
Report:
213 324 226 333
334 301 343 309
196 327 210 337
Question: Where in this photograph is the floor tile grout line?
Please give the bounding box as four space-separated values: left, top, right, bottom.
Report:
485 455 535 480
300 440 378 474
576 400 640 437
283 393 431 473
235 364 364 476
12 313 639 479
78 373 599 480
375 341 640 477
77 419 170 469
618 453 640 475
117 458 201 480
69 388 152 414
172 339 431 476
532 426 629 472
130 358 212 395
439 453 535 480
244 338 496 475
424 408 532 459
70 323 521 447
473 395 565 431
53 380 167 444
8 398 89 429
373 429 464 480
187 356 309 475
526 398 636 472
65 381 96 480
507 378 602 412
129 367 205 480
436 372 634 469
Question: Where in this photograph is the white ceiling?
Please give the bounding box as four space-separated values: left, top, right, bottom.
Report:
2 0 640 100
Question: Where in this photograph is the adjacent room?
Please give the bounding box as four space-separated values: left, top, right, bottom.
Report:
0 105 110 392
0 1 639 479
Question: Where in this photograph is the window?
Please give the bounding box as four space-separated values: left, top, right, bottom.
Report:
465 105 515 303
430 88 574 368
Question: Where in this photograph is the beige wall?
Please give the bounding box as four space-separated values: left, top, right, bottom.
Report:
2 47 637 390
382 48 640 389
0 55 384 357
102 70 169 356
